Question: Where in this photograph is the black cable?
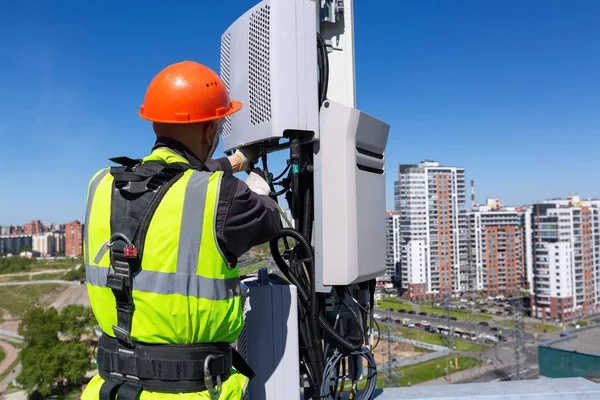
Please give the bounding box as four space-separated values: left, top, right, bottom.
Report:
269 233 363 352
273 186 289 197
273 164 291 182
340 295 366 345
302 187 313 246
353 297 381 350
317 33 329 106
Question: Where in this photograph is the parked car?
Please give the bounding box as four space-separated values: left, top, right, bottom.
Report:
450 317 457 321
430 313 438 318
479 321 489 326
394 319 402 324
387 308 394 312
419 311 428 316
398 309 407 313
490 327 498 332
408 310 416 315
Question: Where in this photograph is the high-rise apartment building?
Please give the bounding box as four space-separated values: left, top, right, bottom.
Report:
529 196 600 320
0 235 32 255
24 220 42 235
467 199 525 296
65 220 83 258
395 161 467 300
380 212 401 283
54 232 65 255
32 232 65 256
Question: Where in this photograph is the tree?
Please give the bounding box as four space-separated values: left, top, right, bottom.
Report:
16 307 95 396
18 307 61 347
0 256 36 274
60 305 95 339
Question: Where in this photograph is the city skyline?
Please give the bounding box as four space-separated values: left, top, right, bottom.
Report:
385 158 600 320
2 170 599 226
2 1 600 223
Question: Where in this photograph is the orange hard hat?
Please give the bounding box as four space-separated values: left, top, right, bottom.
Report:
139 61 242 124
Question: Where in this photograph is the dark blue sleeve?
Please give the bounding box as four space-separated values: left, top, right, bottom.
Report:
214 173 282 265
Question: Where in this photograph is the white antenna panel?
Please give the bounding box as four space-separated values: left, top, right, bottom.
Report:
220 0 319 152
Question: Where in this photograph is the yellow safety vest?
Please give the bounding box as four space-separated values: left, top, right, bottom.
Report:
81 147 248 400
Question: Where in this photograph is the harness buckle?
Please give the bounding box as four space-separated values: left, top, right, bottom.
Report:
123 246 137 259
204 355 222 400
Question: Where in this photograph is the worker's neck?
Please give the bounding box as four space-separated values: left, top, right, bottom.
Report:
153 136 205 167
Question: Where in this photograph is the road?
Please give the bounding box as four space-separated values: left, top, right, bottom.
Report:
0 280 80 287
376 306 543 384
0 269 71 279
0 341 19 391
376 307 547 344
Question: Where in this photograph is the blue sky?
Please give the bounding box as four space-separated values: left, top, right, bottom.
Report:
1 0 599 225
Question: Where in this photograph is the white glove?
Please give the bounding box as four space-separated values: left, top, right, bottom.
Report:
234 146 259 171
245 171 271 196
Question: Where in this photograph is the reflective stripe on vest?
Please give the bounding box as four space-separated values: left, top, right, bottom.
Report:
84 148 243 345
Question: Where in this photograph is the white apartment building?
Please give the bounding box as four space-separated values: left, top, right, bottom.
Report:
530 196 600 320
534 242 575 319
467 199 525 296
380 212 401 283
32 232 65 256
395 161 467 300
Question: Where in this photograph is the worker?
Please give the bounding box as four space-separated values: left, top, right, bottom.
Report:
81 61 282 400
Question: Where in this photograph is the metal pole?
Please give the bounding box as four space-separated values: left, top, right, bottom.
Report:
318 0 356 107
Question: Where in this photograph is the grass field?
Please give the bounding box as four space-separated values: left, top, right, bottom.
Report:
499 320 560 332
0 283 61 317
31 258 81 271
375 298 413 312
418 305 492 321
357 354 482 389
393 326 490 352
498 320 517 328
238 259 273 276
530 322 559 332
569 321 589 327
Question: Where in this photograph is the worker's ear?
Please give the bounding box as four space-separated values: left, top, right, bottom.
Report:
204 121 221 161
197 122 213 146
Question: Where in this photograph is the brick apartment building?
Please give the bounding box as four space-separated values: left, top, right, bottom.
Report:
65 220 83 258
24 220 42 235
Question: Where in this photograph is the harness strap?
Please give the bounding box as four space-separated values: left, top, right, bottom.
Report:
98 379 121 400
97 335 234 393
232 348 255 379
115 383 142 400
96 156 255 399
107 159 193 348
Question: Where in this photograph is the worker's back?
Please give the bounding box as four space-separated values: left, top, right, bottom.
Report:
81 147 248 400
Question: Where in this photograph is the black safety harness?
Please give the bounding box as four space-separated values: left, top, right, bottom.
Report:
95 156 254 400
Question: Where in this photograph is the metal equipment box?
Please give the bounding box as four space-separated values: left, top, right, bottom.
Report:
237 274 300 399
314 100 389 289
219 0 319 152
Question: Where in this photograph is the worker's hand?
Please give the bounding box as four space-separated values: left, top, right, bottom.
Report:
233 145 260 172
245 168 271 196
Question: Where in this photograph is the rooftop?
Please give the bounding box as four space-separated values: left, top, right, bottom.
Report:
372 377 600 399
540 324 600 356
